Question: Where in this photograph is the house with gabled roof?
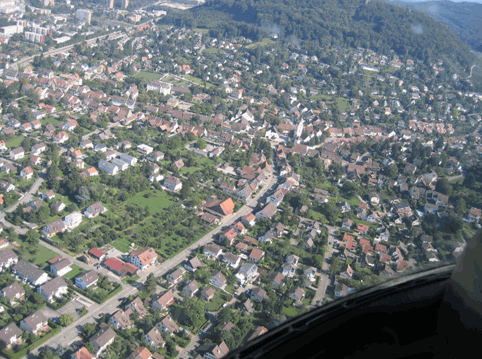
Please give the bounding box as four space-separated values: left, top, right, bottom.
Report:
152 290 175 311
156 314 180 335
210 271 227 289
0 323 22 347
89 327 116 356
144 327 165 348
20 310 48 335
38 277 68 303
183 280 199 297
129 248 158 270
75 270 98 290
1 282 25 305
184 256 202 272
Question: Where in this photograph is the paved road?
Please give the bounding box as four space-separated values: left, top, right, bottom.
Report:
138 172 278 281
32 172 278 354
16 32 122 66
0 177 44 235
38 240 122 284
311 225 337 307
31 285 135 356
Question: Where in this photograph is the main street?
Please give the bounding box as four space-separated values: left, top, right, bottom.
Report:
138 172 278 281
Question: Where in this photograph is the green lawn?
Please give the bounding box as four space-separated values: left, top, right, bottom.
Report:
34 246 58 265
204 48 220 54
112 237 131 253
282 305 300 318
122 275 140 285
134 71 162 81
225 284 235 294
246 38 275 49
63 264 83 281
127 190 174 215
41 116 62 126
204 295 225 312
194 28 209 34
336 98 349 110
6 136 23 148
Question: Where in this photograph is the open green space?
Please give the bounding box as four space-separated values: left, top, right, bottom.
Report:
112 237 131 253
127 190 174 215
34 245 58 265
134 71 162 81
122 275 140 284
63 264 83 281
194 28 209 34
204 48 220 54
5 136 23 148
282 305 300 318
246 38 276 49
204 292 226 312
41 116 62 126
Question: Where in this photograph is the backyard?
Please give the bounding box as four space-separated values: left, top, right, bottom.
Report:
133 71 162 81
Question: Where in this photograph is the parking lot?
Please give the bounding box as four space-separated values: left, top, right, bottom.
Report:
57 295 94 320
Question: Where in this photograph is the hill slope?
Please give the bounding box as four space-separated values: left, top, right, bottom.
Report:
388 0 482 51
159 0 476 72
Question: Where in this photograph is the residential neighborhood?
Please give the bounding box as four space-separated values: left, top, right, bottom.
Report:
0 1 477 359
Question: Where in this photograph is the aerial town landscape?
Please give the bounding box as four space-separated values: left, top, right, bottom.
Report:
0 0 478 358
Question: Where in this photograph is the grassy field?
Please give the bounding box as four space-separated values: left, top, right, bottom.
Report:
42 116 62 126
6 136 23 148
34 245 58 265
63 264 83 281
204 48 220 54
336 98 349 110
282 305 300 318
122 275 140 285
246 38 276 49
134 71 162 81
194 28 209 34
205 290 229 311
127 190 174 215
112 237 131 253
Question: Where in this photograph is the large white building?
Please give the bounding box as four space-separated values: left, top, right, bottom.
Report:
76 9 92 24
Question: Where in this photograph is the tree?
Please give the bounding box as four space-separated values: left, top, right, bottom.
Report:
463 173 476 188
85 342 96 354
183 297 205 329
145 273 157 294
435 178 452 196
342 181 358 198
82 323 97 340
267 313 287 329
197 138 207 150
455 198 467 216
59 314 73 327
75 186 91 203
38 347 55 359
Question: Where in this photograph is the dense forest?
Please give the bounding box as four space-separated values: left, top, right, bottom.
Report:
389 0 482 52
159 0 476 72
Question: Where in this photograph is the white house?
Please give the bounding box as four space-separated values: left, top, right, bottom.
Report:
63 212 83 230
98 159 119 176
164 176 182 192
75 270 98 289
37 277 68 303
9 147 24 161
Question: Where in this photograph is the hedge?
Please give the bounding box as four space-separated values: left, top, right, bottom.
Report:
1 326 62 359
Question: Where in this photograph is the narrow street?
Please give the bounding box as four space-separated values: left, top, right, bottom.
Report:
311 225 337 307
